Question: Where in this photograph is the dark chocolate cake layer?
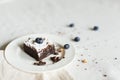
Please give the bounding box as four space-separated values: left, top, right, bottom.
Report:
24 44 55 61
24 44 39 61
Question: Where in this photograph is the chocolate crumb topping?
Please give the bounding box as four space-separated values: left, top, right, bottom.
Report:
63 56 65 58
34 61 46 65
50 56 60 63
57 48 62 52
54 52 58 55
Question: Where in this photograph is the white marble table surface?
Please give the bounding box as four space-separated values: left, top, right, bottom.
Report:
0 0 120 80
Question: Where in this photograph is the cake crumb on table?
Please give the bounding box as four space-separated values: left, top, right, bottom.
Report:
68 23 74 27
76 65 79 67
84 48 88 50
84 68 87 70
81 59 87 63
81 54 83 56
114 57 117 60
57 32 66 35
103 74 107 77
95 62 98 64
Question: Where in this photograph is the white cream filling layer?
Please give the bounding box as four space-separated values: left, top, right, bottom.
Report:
24 37 54 53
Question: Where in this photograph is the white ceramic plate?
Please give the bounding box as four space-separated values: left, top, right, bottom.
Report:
4 34 75 73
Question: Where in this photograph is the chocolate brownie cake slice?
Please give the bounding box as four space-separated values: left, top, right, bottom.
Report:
23 37 55 62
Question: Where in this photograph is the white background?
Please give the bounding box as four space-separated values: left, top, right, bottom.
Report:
0 0 120 80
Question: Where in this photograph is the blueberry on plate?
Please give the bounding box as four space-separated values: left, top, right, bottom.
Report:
93 26 99 31
64 44 70 49
68 23 74 27
74 37 80 42
35 38 43 44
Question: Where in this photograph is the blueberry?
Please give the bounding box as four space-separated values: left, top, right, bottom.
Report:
64 44 70 49
74 37 80 42
68 23 74 27
93 26 99 31
35 38 43 44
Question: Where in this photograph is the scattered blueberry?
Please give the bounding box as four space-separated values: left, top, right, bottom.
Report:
92 26 99 31
68 23 74 27
35 38 43 44
64 44 70 49
74 37 80 42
